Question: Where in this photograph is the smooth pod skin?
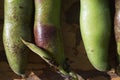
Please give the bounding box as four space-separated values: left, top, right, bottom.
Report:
34 0 65 67
80 0 111 71
114 0 120 74
3 0 33 76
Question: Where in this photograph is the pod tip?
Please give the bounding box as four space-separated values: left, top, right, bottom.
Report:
69 71 79 80
58 66 79 80
13 71 25 78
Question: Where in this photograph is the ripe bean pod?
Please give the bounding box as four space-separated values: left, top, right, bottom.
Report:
3 0 33 76
80 0 111 71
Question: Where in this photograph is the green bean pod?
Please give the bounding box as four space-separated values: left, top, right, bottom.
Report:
80 0 111 71
22 0 78 79
34 0 65 68
114 0 120 75
3 0 33 76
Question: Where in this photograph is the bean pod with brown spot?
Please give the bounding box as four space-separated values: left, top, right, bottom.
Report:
22 0 78 79
3 0 33 76
114 0 120 75
34 0 65 69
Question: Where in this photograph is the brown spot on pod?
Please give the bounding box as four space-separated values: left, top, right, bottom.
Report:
34 23 57 50
115 0 120 42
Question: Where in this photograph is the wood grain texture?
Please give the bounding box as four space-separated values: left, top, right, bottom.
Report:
0 0 120 80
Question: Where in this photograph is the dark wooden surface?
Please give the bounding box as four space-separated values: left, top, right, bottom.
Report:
0 0 120 80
